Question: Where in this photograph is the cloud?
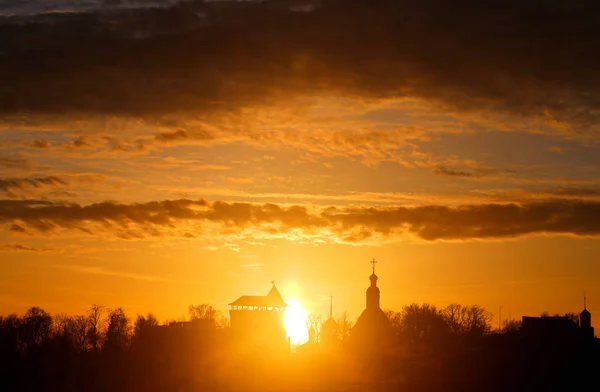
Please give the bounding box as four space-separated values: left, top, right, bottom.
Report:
31 139 50 148
154 128 215 144
0 243 54 252
0 176 67 197
2 197 600 242
54 264 171 282
0 156 29 168
0 0 598 130
434 166 475 178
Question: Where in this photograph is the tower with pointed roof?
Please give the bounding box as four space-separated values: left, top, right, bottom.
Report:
580 293 594 339
321 296 340 347
229 283 289 352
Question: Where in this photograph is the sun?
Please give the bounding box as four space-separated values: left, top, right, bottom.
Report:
284 299 309 345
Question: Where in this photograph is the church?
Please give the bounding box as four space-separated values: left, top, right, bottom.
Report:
350 259 394 350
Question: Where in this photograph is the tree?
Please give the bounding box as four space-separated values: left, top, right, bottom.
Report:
87 304 105 352
383 309 402 333
565 312 580 325
188 304 218 321
53 313 75 347
462 305 492 336
71 315 90 353
133 313 159 341
20 307 52 351
104 308 130 352
501 319 522 333
337 311 353 341
306 313 323 342
0 314 21 353
442 304 492 336
399 303 449 350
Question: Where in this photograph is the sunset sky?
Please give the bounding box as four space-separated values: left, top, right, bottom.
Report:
1 0 599 326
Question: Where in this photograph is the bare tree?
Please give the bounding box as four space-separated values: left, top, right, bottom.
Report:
306 313 323 342
442 304 492 336
383 309 402 332
399 303 448 349
462 305 492 336
71 315 89 352
501 319 522 333
188 304 218 321
87 304 105 352
336 311 353 341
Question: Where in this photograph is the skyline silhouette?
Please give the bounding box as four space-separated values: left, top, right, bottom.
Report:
2 0 600 390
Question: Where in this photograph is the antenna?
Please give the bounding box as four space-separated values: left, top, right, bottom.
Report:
584 291 587 309
329 296 333 319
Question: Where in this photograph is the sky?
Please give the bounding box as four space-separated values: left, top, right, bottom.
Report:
0 0 599 327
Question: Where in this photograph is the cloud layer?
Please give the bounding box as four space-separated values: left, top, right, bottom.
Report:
3 198 600 242
0 176 66 197
1 0 599 129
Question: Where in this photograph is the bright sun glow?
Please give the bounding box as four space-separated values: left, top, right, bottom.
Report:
284 299 309 345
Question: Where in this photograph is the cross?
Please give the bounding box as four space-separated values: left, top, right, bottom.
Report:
370 258 377 274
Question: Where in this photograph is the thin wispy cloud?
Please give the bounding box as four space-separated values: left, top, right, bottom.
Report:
54 264 171 283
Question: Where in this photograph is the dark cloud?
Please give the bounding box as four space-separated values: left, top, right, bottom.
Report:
0 156 28 168
0 243 53 252
434 166 475 178
1 198 600 242
0 176 67 197
0 0 598 128
31 139 50 148
153 128 215 144
66 136 89 148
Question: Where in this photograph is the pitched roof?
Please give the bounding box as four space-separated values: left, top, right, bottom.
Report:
229 285 288 307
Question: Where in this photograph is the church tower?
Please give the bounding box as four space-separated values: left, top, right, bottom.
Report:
366 258 380 309
580 293 594 338
350 258 393 350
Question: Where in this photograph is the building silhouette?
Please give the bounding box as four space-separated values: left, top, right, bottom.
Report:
229 284 289 352
521 295 594 340
350 259 393 350
320 296 340 347
580 294 594 339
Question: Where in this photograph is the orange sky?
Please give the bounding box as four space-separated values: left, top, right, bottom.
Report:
1 0 599 329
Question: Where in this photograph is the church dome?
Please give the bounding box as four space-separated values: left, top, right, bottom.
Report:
370 273 378 283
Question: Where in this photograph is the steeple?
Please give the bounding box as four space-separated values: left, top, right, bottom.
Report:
366 258 380 309
581 292 591 323
329 296 333 319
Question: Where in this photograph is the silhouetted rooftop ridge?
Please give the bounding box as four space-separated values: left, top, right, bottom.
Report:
229 285 288 307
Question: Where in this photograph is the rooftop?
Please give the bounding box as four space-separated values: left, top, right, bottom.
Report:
229 285 288 308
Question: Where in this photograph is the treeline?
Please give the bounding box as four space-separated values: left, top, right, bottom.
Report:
0 302 595 392
0 304 226 392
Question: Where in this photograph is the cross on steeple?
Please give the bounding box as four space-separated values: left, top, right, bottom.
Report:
370 258 377 274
